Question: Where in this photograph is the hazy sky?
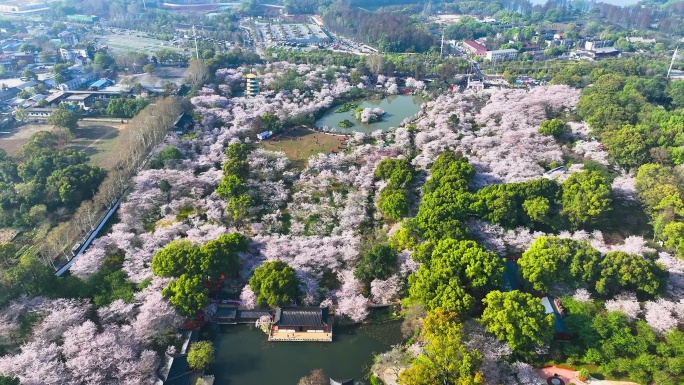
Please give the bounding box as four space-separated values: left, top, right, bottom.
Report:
530 0 640 5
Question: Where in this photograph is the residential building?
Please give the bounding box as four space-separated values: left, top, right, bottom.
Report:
589 47 620 60
25 107 56 119
88 78 113 90
57 31 79 45
584 39 612 50
486 48 518 61
65 93 94 108
43 91 66 105
13 53 34 64
16 80 41 91
58 72 97 91
463 40 487 56
626 37 656 44
60 48 88 62
0 1 52 15
66 14 99 24
0 88 19 101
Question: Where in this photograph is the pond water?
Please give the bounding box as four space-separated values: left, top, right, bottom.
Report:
211 321 402 385
315 95 424 134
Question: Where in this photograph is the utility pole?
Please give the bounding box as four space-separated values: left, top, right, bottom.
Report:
668 46 679 78
192 25 200 60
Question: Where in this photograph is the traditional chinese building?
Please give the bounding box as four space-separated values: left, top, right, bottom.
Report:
245 73 259 96
268 307 333 342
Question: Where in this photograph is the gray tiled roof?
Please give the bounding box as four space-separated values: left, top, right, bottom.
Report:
273 307 329 327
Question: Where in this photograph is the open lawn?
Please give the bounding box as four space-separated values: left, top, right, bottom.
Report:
97 34 185 56
67 121 126 170
0 121 126 170
257 128 349 167
119 67 188 89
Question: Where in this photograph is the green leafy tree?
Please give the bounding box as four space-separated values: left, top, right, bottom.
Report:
409 239 503 314
561 170 611 228
354 244 398 282
21 69 37 80
595 251 666 296
602 125 652 169
259 113 280 132
47 108 79 133
662 222 684 257
0 242 18 268
399 308 484 385
635 164 684 217
378 188 409 222
0 376 19 385
389 220 420 251
375 158 414 188
151 240 197 278
4 254 58 296
163 274 209 317
519 236 601 292
227 194 252 222
538 119 568 137
249 260 301 307
480 290 554 356
152 233 247 279
14 108 27 122
668 80 684 110
93 52 116 69
199 233 248 279
216 174 245 199
187 341 215 370
522 196 551 224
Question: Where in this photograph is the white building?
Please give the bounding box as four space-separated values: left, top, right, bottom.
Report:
626 37 656 44
486 48 518 61
59 48 88 62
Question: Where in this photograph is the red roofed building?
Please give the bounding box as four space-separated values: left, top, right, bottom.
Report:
463 40 487 56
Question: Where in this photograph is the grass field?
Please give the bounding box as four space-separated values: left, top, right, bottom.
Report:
97 34 186 56
0 121 126 170
257 128 349 167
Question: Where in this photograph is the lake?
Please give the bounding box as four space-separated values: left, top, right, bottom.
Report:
211 321 403 384
316 95 425 134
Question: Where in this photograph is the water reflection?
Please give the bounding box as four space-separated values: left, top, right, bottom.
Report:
211 322 402 385
316 95 424 134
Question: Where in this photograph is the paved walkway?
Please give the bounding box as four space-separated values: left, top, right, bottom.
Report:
537 367 641 385
537 366 588 385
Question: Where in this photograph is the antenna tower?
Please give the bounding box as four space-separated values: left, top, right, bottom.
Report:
668 46 679 78
193 25 200 60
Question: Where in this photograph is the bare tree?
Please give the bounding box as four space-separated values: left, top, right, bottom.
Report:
298 369 328 385
401 303 426 338
185 59 210 88
366 55 385 75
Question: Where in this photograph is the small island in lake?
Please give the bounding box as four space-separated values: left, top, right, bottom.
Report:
354 107 386 123
335 102 358 113
339 119 355 128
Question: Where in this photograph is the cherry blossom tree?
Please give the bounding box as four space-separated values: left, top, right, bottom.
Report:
604 292 641 319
